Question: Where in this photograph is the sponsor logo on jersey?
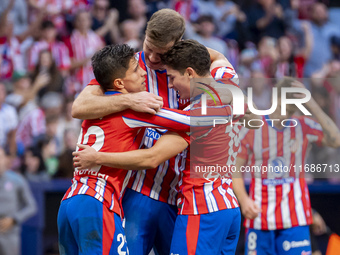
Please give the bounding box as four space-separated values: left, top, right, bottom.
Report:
74 170 109 180
146 128 162 140
282 240 310 251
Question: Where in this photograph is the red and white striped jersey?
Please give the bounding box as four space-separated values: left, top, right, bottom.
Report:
0 37 25 80
65 30 103 92
62 89 191 217
127 51 190 204
87 62 240 206
176 97 241 215
238 115 324 230
28 40 71 71
211 65 239 87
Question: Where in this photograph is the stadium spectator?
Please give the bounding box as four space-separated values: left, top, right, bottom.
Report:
0 82 18 159
246 0 286 43
31 50 64 99
187 15 229 57
39 135 59 176
0 0 28 36
0 1 26 80
65 10 104 93
173 0 199 21
0 147 37 255
21 146 49 182
120 19 143 51
28 21 71 75
196 0 240 39
303 2 340 78
54 128 78 179
91 0 120 45
256 36 279 78
127 0 148 38
27 0 72 33
13 74 50 152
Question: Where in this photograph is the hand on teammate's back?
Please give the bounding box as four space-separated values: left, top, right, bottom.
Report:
240 196 261 220
129 92 163 114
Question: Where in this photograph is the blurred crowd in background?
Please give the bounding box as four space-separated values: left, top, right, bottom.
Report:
0 0 340 183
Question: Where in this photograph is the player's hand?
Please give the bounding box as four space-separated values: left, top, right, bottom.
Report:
73 144 98 170
0 217 15 233
129 92 163 114
240 196 261 220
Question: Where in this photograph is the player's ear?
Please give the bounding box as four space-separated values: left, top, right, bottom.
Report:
186 67 195 78
113 78 125 90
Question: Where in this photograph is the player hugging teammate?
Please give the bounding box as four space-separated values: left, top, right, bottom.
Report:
57 8 340 255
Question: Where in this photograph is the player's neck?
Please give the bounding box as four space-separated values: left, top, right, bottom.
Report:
191 75 214 98
106 88 128 94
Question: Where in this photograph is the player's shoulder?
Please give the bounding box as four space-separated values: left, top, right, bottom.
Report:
294 115 321 130
82 111 125 128
211 66 239 87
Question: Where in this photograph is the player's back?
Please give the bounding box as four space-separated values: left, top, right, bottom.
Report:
64 110 144 217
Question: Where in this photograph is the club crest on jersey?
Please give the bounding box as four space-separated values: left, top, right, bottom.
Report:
289 139 299 153
203 171 221 182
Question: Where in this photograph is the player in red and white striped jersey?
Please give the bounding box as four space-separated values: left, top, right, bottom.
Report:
73 40 259 254
58 44 191 255
233 77 340 255
70 9 240 255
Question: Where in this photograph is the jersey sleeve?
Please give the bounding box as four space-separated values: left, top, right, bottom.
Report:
122 107 190 132
300 116 324 146
190 102 233 127
87 79 100 86
211 66 239 87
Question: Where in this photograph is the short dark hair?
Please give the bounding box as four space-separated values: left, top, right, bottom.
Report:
91 44 135 91
161 39 211 76
145 9 185 48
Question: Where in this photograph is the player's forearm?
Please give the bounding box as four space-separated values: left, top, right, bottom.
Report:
96 150 159 170
307 98 340 148
232 175 249 206
97 132 188 170
208 47 234 70
72 86 130 119
232 157 249 203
